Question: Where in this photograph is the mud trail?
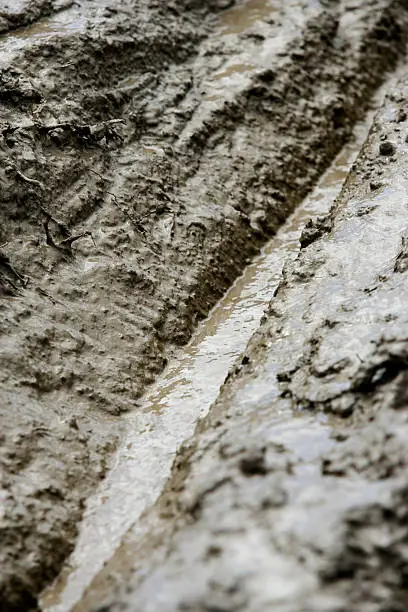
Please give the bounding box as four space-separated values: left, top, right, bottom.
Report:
99 78 408 612
41 90 380 612
2 0 408 610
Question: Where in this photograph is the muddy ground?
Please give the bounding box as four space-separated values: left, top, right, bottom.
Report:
87 79 408 612
2 0 408 610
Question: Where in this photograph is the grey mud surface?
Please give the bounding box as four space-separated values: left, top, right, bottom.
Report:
2 0 408 610
92 80 408 612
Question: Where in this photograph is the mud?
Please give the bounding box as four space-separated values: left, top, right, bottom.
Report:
41 89 379 612
2 0 408 610
86 76 408 612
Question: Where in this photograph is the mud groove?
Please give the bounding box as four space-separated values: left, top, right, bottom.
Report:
93 75 408 612
40 99 377 611
1 0 408 610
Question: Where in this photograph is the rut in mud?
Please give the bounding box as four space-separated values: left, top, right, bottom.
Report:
41 87 380 612
2 0 408 610
95 76 408 612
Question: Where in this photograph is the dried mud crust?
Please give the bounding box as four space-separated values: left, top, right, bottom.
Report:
1 0 408 609
95 79 408 612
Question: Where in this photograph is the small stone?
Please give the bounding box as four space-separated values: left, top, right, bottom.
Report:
379 141 396 156
397 110 407 123
239 449 268 476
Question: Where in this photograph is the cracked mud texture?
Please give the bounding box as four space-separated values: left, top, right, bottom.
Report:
91 78 408 612
2 0 408 609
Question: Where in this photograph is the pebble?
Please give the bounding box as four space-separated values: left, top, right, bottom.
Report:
379 140 396 156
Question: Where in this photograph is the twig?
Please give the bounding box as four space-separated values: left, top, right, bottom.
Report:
0 252 28 288
43 217 94 255
40 207 70 236
88 167 161 256
60 231 95 248
14 167 45 190
40 119 125 132
43 217 59 249
0 276 19 295
137 203 171 222
89 168 111 183
35 287 58 305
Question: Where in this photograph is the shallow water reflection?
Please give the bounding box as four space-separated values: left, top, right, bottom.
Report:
219 0 279 35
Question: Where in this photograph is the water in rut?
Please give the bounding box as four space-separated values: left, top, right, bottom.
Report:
40 84 385 612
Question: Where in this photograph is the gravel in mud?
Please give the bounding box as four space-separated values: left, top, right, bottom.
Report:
2 0 408 610
92 78 408 612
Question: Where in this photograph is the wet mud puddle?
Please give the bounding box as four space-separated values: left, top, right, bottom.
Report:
218 0 279 34
40 93 381 612
199 0 315 106
0 5 87 65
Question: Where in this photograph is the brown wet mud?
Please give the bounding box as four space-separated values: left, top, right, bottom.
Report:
40 85 380 612
218 0 279 35
2 0 408 610
74 75 408 612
